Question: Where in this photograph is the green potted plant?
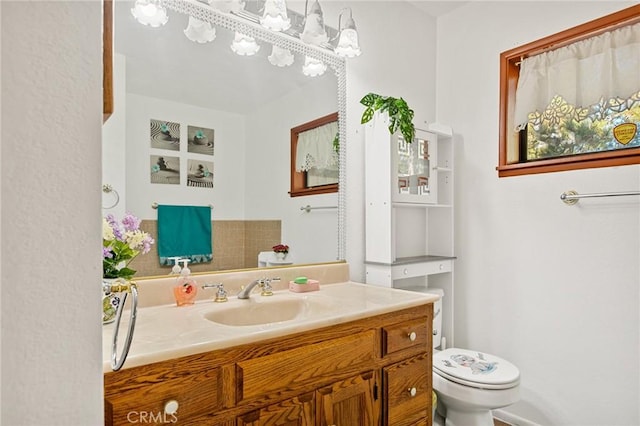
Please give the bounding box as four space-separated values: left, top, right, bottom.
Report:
360 92 416 143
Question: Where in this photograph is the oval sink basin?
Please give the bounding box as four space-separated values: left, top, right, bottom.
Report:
203 298 306 326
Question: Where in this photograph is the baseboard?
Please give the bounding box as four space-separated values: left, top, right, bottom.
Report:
493 409 542 426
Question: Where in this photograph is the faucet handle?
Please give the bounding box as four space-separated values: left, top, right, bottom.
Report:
260 279 274 296
202 282 228 302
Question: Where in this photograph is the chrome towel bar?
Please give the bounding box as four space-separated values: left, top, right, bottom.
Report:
560 190 640 205
300 205 338 213
152 202 214 209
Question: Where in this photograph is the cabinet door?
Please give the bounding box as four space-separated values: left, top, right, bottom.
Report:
237 392 314 426
316 371 380 426
383 353 431 426
393 130 438 204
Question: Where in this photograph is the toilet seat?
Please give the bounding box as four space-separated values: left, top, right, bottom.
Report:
433 348 520 390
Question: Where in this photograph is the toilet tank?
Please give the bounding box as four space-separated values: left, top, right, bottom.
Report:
426 288 444 350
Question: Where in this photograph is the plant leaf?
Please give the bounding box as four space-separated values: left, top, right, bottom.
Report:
388 116 398 134
387 102 399 117
361 107 374 124
360 93 377 107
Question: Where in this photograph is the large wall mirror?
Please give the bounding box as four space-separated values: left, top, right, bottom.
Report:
102 0 346 278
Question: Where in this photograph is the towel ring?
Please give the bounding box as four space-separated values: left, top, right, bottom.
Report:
102 184 120 209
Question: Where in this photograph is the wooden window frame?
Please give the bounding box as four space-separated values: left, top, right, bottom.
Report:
497 5 640 178
289 112 339 197
103 0 114 123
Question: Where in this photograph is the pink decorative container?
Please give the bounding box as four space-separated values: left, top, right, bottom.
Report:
289 280 319 293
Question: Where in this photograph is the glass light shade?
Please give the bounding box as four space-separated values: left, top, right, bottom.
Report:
300 0 328 46
131 0 168 27
230 32 260 56
302 56 327 77
268 45 294 67
260 0 291 32
209 0 245 14
335 28 361 57
184 17 216 43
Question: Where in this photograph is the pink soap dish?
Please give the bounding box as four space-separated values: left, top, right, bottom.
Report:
289 280 319 293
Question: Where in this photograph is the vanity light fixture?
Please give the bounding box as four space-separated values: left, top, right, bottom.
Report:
230 32 260 56
209 0 245 14
260 0 291 32
302 56 327 77
268 45 295 67
131 0 168 27
300 0 329 46
184 16 216 43
130 0 361 75
334 8 361 57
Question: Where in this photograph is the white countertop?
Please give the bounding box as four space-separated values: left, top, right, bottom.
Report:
103 281 439 372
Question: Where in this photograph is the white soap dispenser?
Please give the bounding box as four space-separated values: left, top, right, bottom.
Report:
172 259 197 306
168 257 182 275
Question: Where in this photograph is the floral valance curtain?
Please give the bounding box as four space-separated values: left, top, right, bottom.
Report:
295 120 338 172
514 22 640 130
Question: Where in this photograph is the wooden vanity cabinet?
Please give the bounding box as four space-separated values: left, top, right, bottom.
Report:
104 303 433 426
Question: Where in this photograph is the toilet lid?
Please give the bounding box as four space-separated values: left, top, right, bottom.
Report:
433 348 520 390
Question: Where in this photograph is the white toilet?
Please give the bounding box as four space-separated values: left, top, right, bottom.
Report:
429 289 520 426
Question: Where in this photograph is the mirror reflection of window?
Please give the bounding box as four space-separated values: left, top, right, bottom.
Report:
297 121 339 187
290 112 339 197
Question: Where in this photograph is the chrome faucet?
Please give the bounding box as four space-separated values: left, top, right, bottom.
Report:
237 277 280 299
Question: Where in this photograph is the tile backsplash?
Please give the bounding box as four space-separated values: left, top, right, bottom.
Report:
129 219 281 277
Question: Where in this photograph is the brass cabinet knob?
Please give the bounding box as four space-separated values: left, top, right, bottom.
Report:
408 331 417 341
408 387 417 397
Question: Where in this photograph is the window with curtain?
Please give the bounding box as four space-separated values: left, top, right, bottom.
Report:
498 5 640 177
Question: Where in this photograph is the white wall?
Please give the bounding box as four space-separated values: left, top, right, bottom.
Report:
125 93 246 221
1 1 103 424
436 2 640 425
102 53 127 219
245 77 338 264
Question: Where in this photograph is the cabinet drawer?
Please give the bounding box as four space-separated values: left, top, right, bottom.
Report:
105 367 223 426
383 353 431 426
391 260 452 280
382 318 429 357
237 330 377 402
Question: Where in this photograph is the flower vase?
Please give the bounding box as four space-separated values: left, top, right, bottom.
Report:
102 278 123 324
275 252 287 261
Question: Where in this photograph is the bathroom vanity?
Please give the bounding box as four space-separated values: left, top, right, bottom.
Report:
103 280 437 425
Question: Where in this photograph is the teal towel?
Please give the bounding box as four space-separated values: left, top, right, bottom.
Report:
157 205 212 265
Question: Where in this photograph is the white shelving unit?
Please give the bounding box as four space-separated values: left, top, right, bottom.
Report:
364 115 455 349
